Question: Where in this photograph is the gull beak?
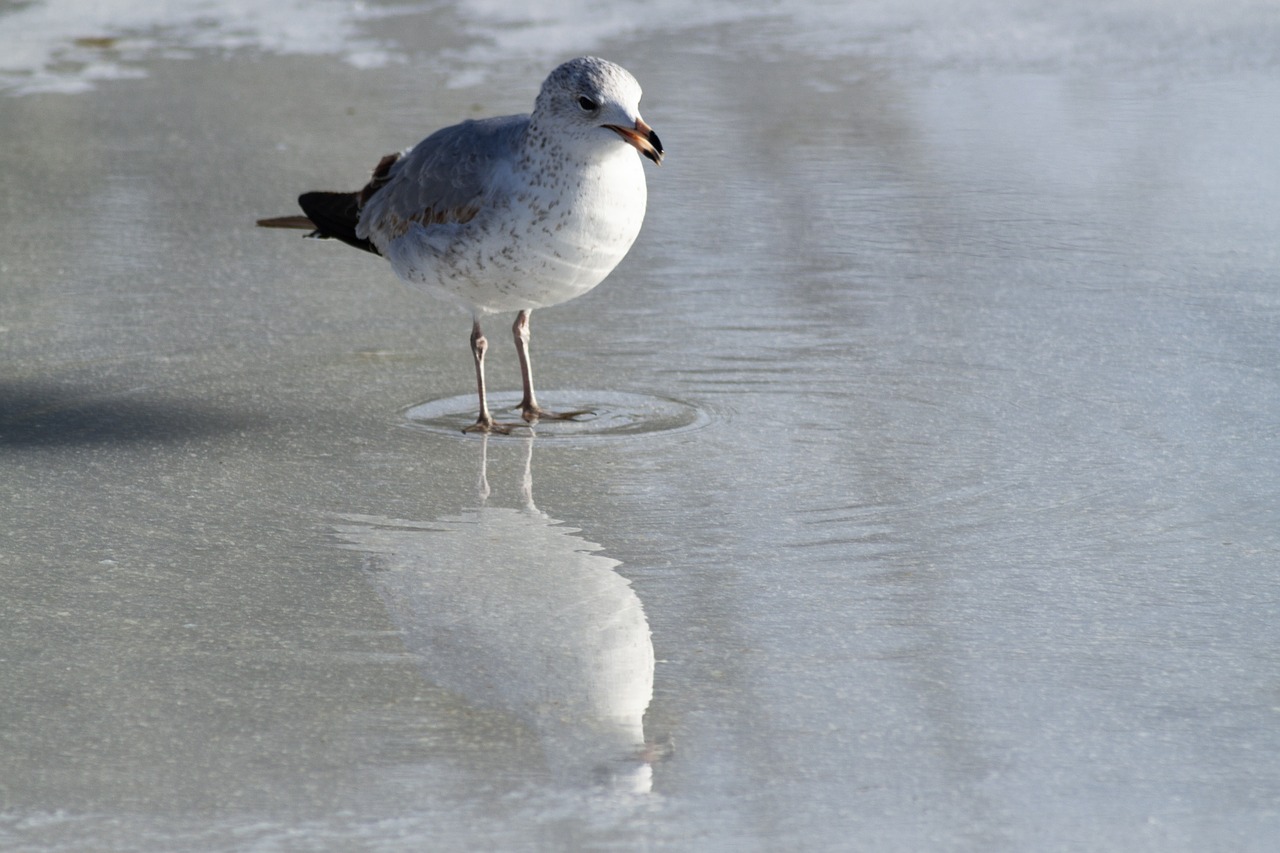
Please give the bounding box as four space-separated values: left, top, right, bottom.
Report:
606 117 664 165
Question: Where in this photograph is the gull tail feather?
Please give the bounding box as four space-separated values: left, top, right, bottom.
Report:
256 192 381 256
256 215 315 229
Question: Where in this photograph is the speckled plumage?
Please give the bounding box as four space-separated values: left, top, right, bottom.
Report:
258 57 663 432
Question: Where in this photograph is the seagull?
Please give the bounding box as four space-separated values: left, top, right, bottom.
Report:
258 56 663 433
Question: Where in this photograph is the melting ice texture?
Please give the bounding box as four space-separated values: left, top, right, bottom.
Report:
0 0 399 95
4 0 1279 96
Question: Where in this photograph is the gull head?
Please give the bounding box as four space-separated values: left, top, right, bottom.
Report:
534 56 664 165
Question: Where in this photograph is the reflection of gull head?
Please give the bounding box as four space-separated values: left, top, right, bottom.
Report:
334 505 655 792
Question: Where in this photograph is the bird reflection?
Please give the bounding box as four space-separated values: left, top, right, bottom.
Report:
334 436 656 793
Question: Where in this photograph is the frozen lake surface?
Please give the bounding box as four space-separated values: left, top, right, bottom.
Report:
2 1 1279 850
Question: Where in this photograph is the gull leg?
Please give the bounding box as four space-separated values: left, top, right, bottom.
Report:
464 319 500 433
513 310 541 421
513 309 590 423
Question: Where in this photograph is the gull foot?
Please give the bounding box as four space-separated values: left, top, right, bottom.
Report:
463 417 533 435
521 405 594 425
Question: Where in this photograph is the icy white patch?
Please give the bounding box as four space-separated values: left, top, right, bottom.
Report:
4 0 1277 96
0 0 406 96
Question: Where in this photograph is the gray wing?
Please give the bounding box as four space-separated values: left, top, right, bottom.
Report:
355 114 528 242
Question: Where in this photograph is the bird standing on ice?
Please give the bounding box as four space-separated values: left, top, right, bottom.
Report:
258 56 663 433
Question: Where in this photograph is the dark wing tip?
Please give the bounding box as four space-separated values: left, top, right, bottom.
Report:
297 191 380 254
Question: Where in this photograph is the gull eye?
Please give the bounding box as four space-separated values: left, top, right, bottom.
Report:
577 95 599 112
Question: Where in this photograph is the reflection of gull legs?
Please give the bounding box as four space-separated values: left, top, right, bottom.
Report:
518 433 534 510
473 434 533 509
476 430 492 501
